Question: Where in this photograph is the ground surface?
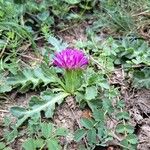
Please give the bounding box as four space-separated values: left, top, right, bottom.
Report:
0 22 150 150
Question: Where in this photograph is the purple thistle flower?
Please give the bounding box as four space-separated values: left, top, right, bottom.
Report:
53 48 88 70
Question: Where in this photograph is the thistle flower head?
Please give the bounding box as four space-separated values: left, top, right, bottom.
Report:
53 48 88 70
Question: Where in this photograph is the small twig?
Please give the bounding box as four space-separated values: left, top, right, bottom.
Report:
20 60 31 68
139 140 147 143
0 109 9 113
17 43 31 52
110 131 122 142
39 143 46 150
70 107 81 128
0 93 13 101
35 36 45 41
138 101 150 110
0 138 4 142
19 54 43 62
132 10 150 17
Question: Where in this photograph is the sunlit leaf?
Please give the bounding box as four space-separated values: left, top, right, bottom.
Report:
47 139 61 150
64 0 80 4
74 129 87 142
85 86 98 100
10 92 69 128
80 118 95 129
41 123 53 139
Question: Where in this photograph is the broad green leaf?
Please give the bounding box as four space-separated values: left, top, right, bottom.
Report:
120 139 137 150
47 139 61 150
0 84 12 93
85 86 97 100
10 107 27 118
133 68 150 89
34 139 44 148
116 124 134 134
97 126 105 139
80 118 95 129
10 92 69 128
87 73 99 85
41 63 64 88
0 142 5 149
0 65 59 93
0 75 12 93
29 96 46 108
74 129 87 142
87 128 97 144
55 127 68 136
87 99 102 111
4 128 18 143
115 124 126 134
93 109 104 122
116 100 125 108
102 98 113 113
116 111 130 120
101 136 113 146
41 123 53 139
125 124 135 134
41 90 55 101
126 134 138 144
98 78 110 89
22 138 36 150
22 138 44 150
75 92 84 103
120 139 128 149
